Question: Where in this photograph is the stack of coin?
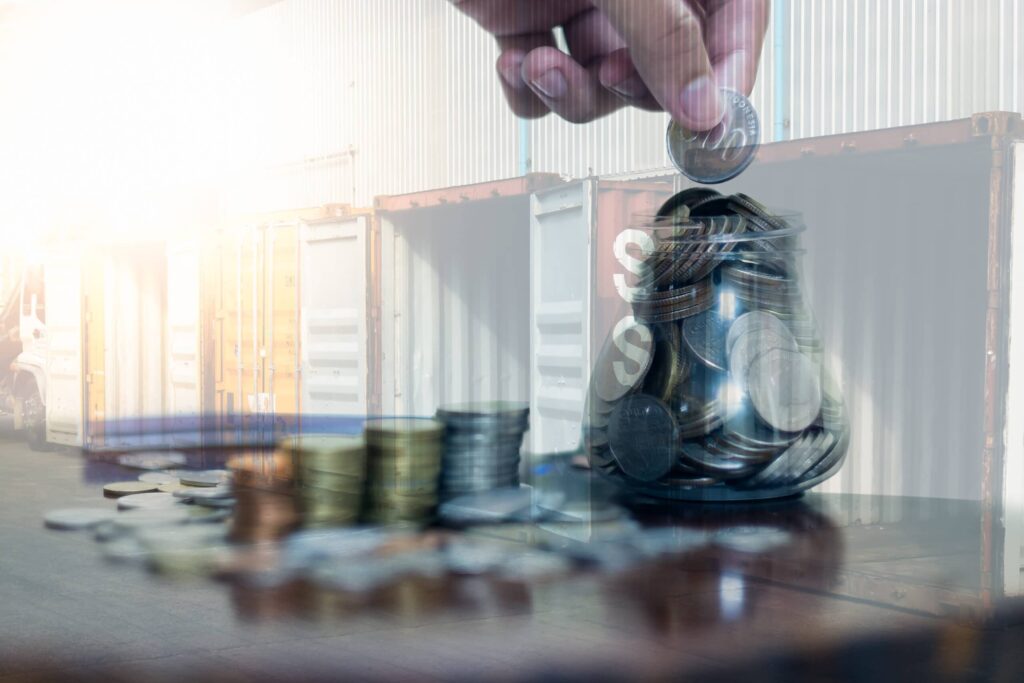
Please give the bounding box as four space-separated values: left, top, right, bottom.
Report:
363 419 443 525
585 188 849 500
285 434 367 528
227 453 300 543
436 402 529 496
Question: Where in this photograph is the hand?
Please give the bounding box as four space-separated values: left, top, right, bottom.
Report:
450 0 769 130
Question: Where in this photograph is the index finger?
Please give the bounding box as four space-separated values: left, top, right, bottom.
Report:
591 0 724 129
705 0 770 96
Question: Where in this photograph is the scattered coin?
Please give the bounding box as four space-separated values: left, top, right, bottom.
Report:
173 485 233 501
103 481 159 498
116 452 187 471
666 88 761 184
138 472 178 485
44 508 116 531
117 492 182 511
179 470 230 487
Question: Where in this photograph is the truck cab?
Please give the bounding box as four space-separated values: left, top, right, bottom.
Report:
8 262 48 449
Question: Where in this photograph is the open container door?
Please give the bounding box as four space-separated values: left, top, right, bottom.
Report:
44 251 84 447
528 181 594 456
376 175 564 419
299 213 371 420
166 241 202 424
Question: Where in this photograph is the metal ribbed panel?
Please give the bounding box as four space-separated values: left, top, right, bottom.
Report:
225 0 1024 207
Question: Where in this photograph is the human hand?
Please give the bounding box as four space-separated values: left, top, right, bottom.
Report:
450 0 769 130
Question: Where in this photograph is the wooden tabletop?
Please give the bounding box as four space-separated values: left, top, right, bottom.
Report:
1 433 1021 682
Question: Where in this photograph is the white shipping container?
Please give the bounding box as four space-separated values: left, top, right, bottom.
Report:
99 244 167 443
44 251 84 446
166 241 202 420
299 213 372 417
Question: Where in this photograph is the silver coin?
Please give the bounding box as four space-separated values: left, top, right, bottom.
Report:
728 328 799 387
117 492 183 511
111 507 193 531
591 318 655 403
679 441 764 479
666 89 761 184
439 486 533 523
726 311 791 357
681 309 731 373
784 430 837 484
723 409 799 450
763 430 831 487
607 395 677 482
173 485 233 500
138 472 179 485
192 496 236 509
747 348 823 433
804 427 848 481
178 470 230 487
737 430 820 488
116 452 187 471
43 508 116 531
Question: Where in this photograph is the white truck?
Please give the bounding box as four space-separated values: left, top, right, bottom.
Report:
1 261 47 449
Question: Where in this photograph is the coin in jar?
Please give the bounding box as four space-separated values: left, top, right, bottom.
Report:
747 347 823 433
607 394 677 483
682 309 731 372
667 89 761 184
590 317 654 403
655 188 723 220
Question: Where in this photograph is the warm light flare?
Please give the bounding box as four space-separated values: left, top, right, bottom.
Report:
0 0 279 243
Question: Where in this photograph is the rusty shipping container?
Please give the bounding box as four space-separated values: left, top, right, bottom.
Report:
371 112 1024 616
373 113 1024 510
204 205 374 433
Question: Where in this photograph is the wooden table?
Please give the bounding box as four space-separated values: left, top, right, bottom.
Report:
1 433 1021 682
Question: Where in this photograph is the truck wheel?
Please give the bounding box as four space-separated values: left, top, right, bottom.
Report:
23 387 47 451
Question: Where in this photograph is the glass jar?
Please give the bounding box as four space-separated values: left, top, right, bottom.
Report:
584 189 849 501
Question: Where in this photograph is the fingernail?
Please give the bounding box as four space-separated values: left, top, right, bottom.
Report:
609 74 646 100
498 60 522 88
530 69 567 99
679 76 725 129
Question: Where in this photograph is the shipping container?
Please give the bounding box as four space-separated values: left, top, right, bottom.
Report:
36 242 169 449
373 115 1024 611
205 205 374 433
376 113 1023 511
375 175 564 420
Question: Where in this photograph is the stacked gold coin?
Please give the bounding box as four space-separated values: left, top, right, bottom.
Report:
284 434 367 528
363 418 443 525
227 453 300 543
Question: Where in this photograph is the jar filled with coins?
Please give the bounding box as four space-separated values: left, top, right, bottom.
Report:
584 188 849 501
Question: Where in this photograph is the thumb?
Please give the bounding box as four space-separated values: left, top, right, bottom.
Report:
592 0 724 130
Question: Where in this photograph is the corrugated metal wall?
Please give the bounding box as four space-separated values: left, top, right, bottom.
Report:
224 0 1024 209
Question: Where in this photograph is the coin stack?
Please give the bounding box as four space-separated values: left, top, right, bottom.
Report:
227 452 301 543
435 402 528 496
363 419 443 525
285 434 367 529
585 188 849 500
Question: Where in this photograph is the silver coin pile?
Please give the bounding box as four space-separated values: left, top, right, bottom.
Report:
586 189 849 500
436 402 528 496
